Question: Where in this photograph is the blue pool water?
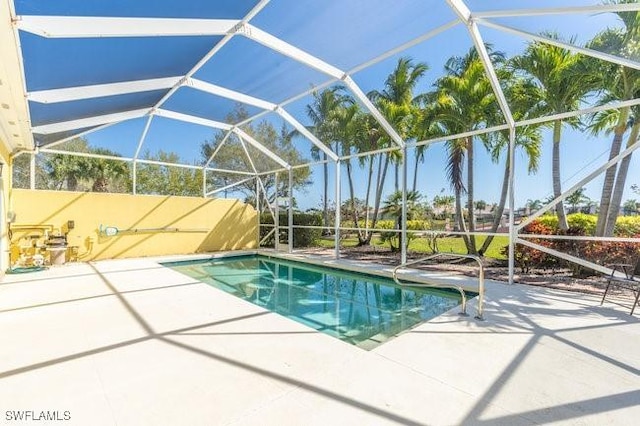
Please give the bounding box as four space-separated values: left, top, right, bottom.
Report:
163 255 464 349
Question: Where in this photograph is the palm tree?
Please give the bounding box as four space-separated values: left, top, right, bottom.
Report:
411 101 443 192
587 3 640 236
525 199 544 214
433 47 505 254
88 148 130 192
511 34 596 230
369 57 429 191
334 102 365 240
433 194 455 220
382 190 421 251
478 73 543 254
565 187 589 213
623 199 639 215
46 138 93 191
305 88 345 233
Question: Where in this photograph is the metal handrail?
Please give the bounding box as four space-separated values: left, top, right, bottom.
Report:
392 252 485 320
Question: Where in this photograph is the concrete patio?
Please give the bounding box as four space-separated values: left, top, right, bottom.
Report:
0 254 638 425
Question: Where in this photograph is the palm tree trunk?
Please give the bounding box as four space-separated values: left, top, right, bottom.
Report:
604 121 640 236
455 188 471 250
394 161 399 192
553 120 569 230
360 154 375 245
596 107 629 236
480 156 510 254
322 153 329 235
412 150 420 193
365 153 390 245
466 137 477 254
345 160 363 241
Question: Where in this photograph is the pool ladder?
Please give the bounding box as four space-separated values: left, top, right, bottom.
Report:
392 253 485 320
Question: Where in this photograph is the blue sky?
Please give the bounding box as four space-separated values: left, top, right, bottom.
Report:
16 0 640 210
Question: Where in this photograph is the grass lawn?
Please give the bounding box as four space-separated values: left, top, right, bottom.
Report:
316 234 508 260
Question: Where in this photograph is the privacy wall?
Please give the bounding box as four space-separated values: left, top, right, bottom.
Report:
10 189 258 262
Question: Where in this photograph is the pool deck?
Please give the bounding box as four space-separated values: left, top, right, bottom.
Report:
0 252 638 425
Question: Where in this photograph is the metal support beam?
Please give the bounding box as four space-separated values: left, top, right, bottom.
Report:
134 115 154 160
241 23 406 150
35 121 120 150
334 160 341 260
274 172 279 251
233 128 290 169
275 107 338 161
515 238 613 276
16 16 239 38
473 3 640 19
288 168 293 253
342 76 405 148
187 78 275 110
132 161 137 195
204 131 233 168
243 24 344 78
507 127 516 285
202 168 207 197
255 176 260 213
154 109 232 131
467 22 515 127
28 77 181 103
401 147 408 265
205 176 255 197
32 109 149 134
478 20 640 71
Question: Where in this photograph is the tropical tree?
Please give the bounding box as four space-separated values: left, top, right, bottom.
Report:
587 3 640 236
44 138 93 191
622 199 639 215
433 194 455 220
135 151 202 196
477 72 543 254
511 34 597 230
525 199 543 214
304 88 346 232
202 106 311 209
565 187 590 213
369 57 428 191
433 47 505 254
41 138 130 192
88 148 130 193
354 57 428 246
381 190 421 250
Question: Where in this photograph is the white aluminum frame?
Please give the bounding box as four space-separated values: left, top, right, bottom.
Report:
9 0 640 285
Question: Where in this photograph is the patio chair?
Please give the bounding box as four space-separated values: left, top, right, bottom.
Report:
600 258 640 315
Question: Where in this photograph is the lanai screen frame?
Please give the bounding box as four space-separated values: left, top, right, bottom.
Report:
8 0 640 283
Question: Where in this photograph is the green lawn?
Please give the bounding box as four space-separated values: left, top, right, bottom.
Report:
316 234 508 260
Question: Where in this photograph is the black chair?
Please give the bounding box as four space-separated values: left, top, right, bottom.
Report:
601 258 640 315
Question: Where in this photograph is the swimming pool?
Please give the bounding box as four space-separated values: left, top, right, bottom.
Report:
163 255 466 349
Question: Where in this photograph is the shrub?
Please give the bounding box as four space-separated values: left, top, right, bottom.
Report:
506 220 558 273
510 216 640 275
567 213 597 235
536 213 596 235
376 220 430 252
614 216 640 237
259 212 322 248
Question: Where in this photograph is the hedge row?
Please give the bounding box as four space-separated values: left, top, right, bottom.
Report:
535 213 640 237
259 212 323 248
511 214 640 275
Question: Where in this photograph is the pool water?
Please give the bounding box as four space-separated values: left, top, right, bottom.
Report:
164 255 464 349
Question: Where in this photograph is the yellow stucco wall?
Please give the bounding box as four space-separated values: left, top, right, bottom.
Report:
9 189 258 263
